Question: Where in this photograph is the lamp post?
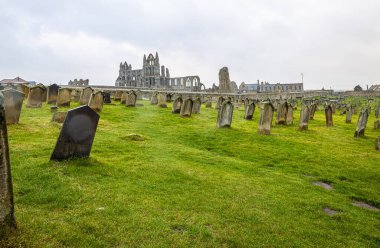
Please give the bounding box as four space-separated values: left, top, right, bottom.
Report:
301 73 304 84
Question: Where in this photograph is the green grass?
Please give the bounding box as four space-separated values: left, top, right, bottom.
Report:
2 99 380 247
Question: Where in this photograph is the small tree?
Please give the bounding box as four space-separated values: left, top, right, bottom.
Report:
354 85 363 91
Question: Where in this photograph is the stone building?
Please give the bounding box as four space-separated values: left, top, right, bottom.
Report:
239 80 304 93
68 79 89 86
115 52 203 91
368 84 380 91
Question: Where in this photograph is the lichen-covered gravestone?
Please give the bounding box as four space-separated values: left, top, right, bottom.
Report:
217 99 233 128
157 93 167 108
205 101 212 108
79 87 93 105
26 85 46 108
57 88 71 107
172 95 183 114
47 84 60 104
150 93 158 105
299 104 310 131
376 136 380 150
244 100 255 120
354 107 370 137
88 91 104 112
346 105 352 124
325 104 333 127
286 105 294 125
258 101 274 135
125 91 137 107
2 89 25 125
50 105 99 161
121 91 127 105
180 97 193 117
70 89 81 102
0 93 17 235
216 97 224 110
103 92 111 104
309 103 317 120
192 98 202 114
114 91 123 101
276 101 288 125
375 120 380 130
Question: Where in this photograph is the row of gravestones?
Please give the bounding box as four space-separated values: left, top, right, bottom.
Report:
148 93 203 117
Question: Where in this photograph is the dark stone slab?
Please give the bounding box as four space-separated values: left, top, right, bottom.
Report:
2 89 25 125
47 84 60 104
103 92 111 104
50 105 99 161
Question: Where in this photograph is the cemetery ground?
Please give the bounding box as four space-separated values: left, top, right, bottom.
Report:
2 100 380 247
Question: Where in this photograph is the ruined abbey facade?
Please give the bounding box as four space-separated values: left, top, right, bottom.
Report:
115 52 203 91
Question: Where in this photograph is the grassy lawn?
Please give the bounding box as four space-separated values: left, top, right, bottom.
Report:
2 99 380 247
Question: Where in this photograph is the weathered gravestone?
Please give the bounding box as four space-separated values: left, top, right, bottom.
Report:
244 100 255 120
172 95 183 114
157 93 167 108
103 92 111 104
346 105 352 124
150 93 158 105
286 105 294 125
166 94 172 103
0 94 17 235
217 99 233 128
125 91 137 107
180 97 193 117
121 91 127 105
205 101 212 108
2 89 25 125
309 103 317 120
26 85 46 108
216 97 224 109
276 101 288 125
50 105 99 161
20 84 29 99
299 104 310 131
79 87 93 105
325 104 333 127
374 120 380 129
88 91 104 112
376 136 380 150
258 101 274 135
114 91 123 101
51 111 67 123
136 91 143 101
192 98 202 114
375 106 380 118
47 84 60 104
70 89 81 102
354 107 370 137
56 88 71 107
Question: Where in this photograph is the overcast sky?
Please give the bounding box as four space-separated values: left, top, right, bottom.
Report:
1 0 380 90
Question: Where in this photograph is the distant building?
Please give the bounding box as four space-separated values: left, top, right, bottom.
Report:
0 77 29 85
68 79 89 86
368 84 380 91
239 80 304 93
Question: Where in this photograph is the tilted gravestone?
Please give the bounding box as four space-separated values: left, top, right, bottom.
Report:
70 89 81 102
88 91 104 112
192 98 202 114
276 101 288 125
121 91 127 104
56 88 71 107
50 105 99 161
20 84 29 99
47 84 60 104
354 107 370 137
26 85 46 108
286 105 294 125
79 87 93 105
258 101 274 135
150 93 158 105
172 95 183 114
217 99 233 128
157 93 167 108
125 91 137 107
346 105 352 124
180 97 193 117
0 93 17 235
215 97 224 109
325 104 333 127
2 89 25 125
374 120 380 129
299 104 310 131
103 92 111 104
244 100 255 120
309 103 317 120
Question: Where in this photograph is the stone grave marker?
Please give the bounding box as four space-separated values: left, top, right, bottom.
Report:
57 88 71 107
47 84 60 104
50 105 99 161
354 107 370 137
346 105 352 123
70 89 81 102
79 87 93 105
309 103 317 120
2 89 25 125
216 97 224 109
88 91 104 112
157 93 167 108
192 98 202 114
258 101 274 135
325 104 333 127
172 95 183 113
51 111 67 123
121 91 127 104
126 91 137 107
286 105 294 125
299 104 310 131
114 90 123 101
217 99 233 128
180 97 193 117
26 85 46 108
150 93 158 105
244 100 255 120
276 101 288 125
103 92 111 104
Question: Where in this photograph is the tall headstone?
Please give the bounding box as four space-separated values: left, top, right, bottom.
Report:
217 99 233 128
0 93 17 235
205 99 212 108
56 88 71 107
125 91 137 107
88 91 104 112
20 84 29 99
354 107 370 137
276 101 288 125
216 97 224 109
47 84 60 104
121 91 127 105
50 105 99 161
309 103 317 120
376 136 380 150
103 92 111 104
172 95 183 114
346 105 352 124
192 98 202 114
26 85 46 108
244 100 255 120
325 104 333 127
2 89 25 125
79 87 93 105
157 93 167 108
180 97 193 117
286 105 294 125
299 104 310 131
258 101 274 135
374 120 380 130
114 91 123 101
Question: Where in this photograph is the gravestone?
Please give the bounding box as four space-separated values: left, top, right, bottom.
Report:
114 91 123 101
26 85 46 108
217 99 233 128
374 120 380 129
79 87 93 105
2 89 25 125
125 91 137 107
0 94 17 235
56 88 71 107
70 89 81 102
20 84 29 98
309 103 317 120
346 105 352 124
88 91 104 112
325 104 333 127
299 104 310 131
157 93 167 108
244 100 255 120
136 91 143 100
375 106 380 118
51 111 67 123
376 136 380 150
354 107 370 137
172 95 183 114
47 84 60 104
286 105 294 125
150 93 158 105
258 101 274 135
192 98 202 114
216 97 224 109
205 100 212 108
121 91 127 104
166 94 172 102
180 98 193 117
50 105 99 161
103 92 111 104
276 101 288 125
